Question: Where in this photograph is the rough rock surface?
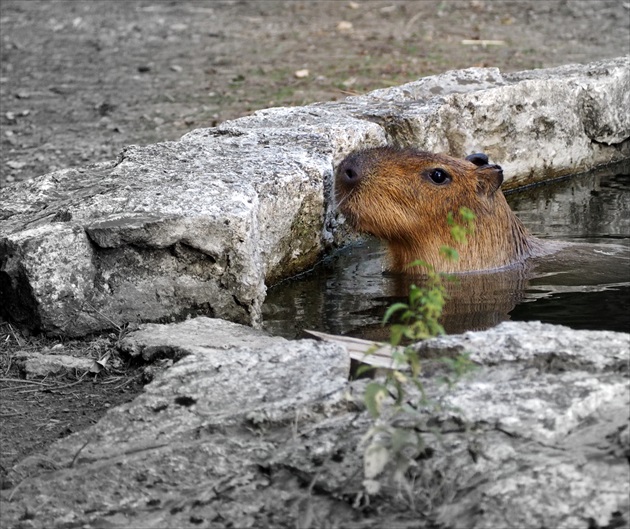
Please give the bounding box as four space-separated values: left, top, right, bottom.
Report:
334 59 630 187
14 351 96 379
119 314 287 361
1 57 629 336
1 319 627 529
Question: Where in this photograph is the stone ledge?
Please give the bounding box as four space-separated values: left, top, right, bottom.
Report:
1 57 628 335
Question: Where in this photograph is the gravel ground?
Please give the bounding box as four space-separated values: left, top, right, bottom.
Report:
1 0 628 187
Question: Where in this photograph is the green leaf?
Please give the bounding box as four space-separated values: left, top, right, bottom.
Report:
407 350 421 377
355 364 376 378
391 349 407 364
364 382 389 418
411 377 426 396
440 245 459 261
391 428 413 455
392 376 404 406
450 225 467 243
442 273 458 284
383 302 409 324
408 285 423 306
389 324 406 346
460 206 475 223
408 260 433 272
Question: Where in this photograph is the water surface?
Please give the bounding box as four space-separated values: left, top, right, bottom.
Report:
263 163 630 339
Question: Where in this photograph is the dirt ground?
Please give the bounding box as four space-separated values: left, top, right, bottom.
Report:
1 0 629 498
2 0 629 187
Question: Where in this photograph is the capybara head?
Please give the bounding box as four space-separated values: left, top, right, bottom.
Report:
335 146 537 273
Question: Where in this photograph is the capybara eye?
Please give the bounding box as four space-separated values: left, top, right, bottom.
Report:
427 168 451 185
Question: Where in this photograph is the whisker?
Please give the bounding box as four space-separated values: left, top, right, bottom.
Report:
332 191 351 213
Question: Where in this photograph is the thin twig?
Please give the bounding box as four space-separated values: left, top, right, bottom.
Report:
335 88 361 96
100 376 125 384
48 378 89 391
8 478 27 502
7 323 25 348
83 302 121 331
109 377 137 391
13 387 54 395
3 354 13 376
8 456 60 501
0 378 56 386
71 439 91 467
13 375 90 394
402 11 424 38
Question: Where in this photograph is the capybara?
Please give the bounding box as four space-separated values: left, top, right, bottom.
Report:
335 146 549 273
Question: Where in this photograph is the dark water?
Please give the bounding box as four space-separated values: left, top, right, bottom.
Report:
504 164 630 333
263 163 630 339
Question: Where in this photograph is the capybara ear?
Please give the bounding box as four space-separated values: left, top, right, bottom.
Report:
465 152 489 167
476 164 504 196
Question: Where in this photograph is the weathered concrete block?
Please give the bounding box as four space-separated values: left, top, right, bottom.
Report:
419 322 630 529
1 57 628 335
0 116 385 335
333 57 629 188
1 223 100 333
119 315 287 361
415 320 630 372
2 319 627 528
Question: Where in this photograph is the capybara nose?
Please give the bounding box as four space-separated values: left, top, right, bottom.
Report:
336 154 365 189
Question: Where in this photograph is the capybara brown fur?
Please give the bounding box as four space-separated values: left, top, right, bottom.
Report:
335 146 547 273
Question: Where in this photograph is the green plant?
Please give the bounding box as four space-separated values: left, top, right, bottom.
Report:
359 207 476 498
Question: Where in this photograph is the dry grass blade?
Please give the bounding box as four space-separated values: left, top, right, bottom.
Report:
6 324 25 348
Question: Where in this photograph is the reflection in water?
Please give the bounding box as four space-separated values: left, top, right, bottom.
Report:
507 162 630 242
263 166 630 339
509 287 630 332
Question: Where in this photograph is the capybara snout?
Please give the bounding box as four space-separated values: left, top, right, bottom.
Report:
336 151 370 191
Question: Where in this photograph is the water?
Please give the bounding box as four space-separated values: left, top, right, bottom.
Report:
263 163 630 339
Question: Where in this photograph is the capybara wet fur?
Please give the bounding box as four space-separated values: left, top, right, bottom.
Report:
335 146 546 273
